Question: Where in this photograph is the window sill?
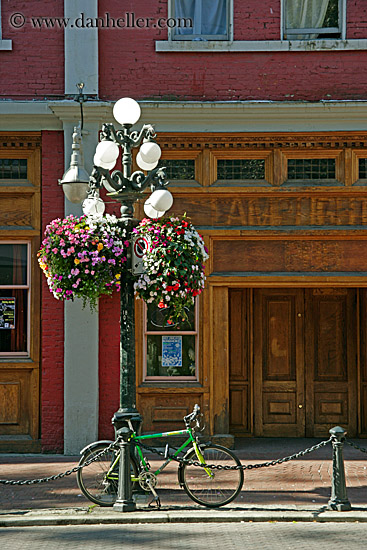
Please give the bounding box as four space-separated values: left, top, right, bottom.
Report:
0 40 12 50
156 39 367 53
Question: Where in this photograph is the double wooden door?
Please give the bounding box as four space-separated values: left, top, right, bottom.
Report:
229 288 358 437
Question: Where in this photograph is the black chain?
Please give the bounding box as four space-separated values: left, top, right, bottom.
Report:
0 440 118 486
133 437 333 471
345 440 367 454
0 434 340 486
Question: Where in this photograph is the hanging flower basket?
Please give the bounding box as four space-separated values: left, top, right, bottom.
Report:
38 214 129 310
133 215 209 322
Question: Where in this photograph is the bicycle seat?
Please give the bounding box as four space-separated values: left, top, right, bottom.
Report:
112 412 143 433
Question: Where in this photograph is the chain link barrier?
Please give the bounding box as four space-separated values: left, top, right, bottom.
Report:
1 433 367 486
132 437 333 471
345 440 367 455
0 440 117 486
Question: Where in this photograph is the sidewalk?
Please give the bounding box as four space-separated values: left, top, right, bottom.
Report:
1 437 367 525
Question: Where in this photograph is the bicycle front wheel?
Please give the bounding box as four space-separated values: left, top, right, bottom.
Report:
76 443 138 507
180 444 244 508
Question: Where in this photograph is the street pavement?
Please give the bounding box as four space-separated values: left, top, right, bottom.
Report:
0 437 367 525
1 522 367 550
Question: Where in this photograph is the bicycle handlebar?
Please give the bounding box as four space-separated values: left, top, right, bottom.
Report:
184 404 201 427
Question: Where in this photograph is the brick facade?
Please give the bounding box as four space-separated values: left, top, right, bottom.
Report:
98 0 367 102
1 1 64 98
40 131 64 452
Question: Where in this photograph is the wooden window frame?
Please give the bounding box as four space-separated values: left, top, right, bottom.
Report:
351 150 367 186
209 150 274 187
0 241 31 357
278 149 344 187
143 301 199 382
0 148 39 187
160 150 203 187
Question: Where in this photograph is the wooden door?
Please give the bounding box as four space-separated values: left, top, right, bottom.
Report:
229 289 251 434
305 289 357 437
253 289 305 436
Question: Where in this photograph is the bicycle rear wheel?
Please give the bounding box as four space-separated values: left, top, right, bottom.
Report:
180 444 243 508
76 443 138 507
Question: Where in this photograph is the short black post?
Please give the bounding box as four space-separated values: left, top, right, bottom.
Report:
113 427 136 512
328 426 351 511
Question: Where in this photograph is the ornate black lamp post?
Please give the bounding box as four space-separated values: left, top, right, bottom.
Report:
59 96 173 511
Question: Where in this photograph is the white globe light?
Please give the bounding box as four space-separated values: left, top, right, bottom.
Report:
82 197 106 216
149 189 173 212
95 141 119 164
136 152 158 171
113 97 141 125
139 142 162 164
93 154 116 170
144 202 165 219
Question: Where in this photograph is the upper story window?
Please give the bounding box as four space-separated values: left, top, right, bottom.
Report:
157 0 363 52
0 1 12 50
170 0 231 41
283 0 345 40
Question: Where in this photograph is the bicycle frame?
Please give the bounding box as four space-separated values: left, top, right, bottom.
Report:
105 425 212 483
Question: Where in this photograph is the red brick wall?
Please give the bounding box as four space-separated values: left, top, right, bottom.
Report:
40 131 65 452
98 0 367 102
0 1 64 98
98 292 120 440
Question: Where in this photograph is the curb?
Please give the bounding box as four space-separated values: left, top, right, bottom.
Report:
1 508 367 527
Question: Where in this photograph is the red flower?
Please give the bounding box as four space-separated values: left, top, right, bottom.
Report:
173 283 180 291
158 301 167 309
192 290 200 297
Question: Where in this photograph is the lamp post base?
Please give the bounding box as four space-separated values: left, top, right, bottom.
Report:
113 499 136 512
328 499 352 512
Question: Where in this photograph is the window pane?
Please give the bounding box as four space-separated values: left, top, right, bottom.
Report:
146 334 196 377
217 159 265 180
0 244 28 285
147 303 195 332
323 0 339 28
174 0 228 37
359 159 367 179
287 159 336 180
284 0 340 39
0 159 27 179
0 290 28 353
162 159 195 181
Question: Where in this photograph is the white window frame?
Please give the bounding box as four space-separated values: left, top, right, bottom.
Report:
157 0 367 52
0 241 31 357
167 0 233 42
281 0 346 40
0 1 13 50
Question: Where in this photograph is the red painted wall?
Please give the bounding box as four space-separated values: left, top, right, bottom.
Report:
98 293 120 440
98 0 367 102
40 131 65 452
0 1 64 99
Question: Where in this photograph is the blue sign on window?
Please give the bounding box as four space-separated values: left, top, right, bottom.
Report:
162 335 182 367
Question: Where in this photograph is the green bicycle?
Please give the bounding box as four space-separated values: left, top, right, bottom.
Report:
76 404 244 508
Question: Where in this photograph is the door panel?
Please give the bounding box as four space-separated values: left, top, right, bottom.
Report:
305 289 357 437
254 289 305 437
230 287 358 437
229 289 251 434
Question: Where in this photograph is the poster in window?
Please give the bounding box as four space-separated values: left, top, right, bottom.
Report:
162 335 182 367
0 297 16 329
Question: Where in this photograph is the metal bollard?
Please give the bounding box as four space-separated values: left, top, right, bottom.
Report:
113 427 136 512
328 426 351 511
